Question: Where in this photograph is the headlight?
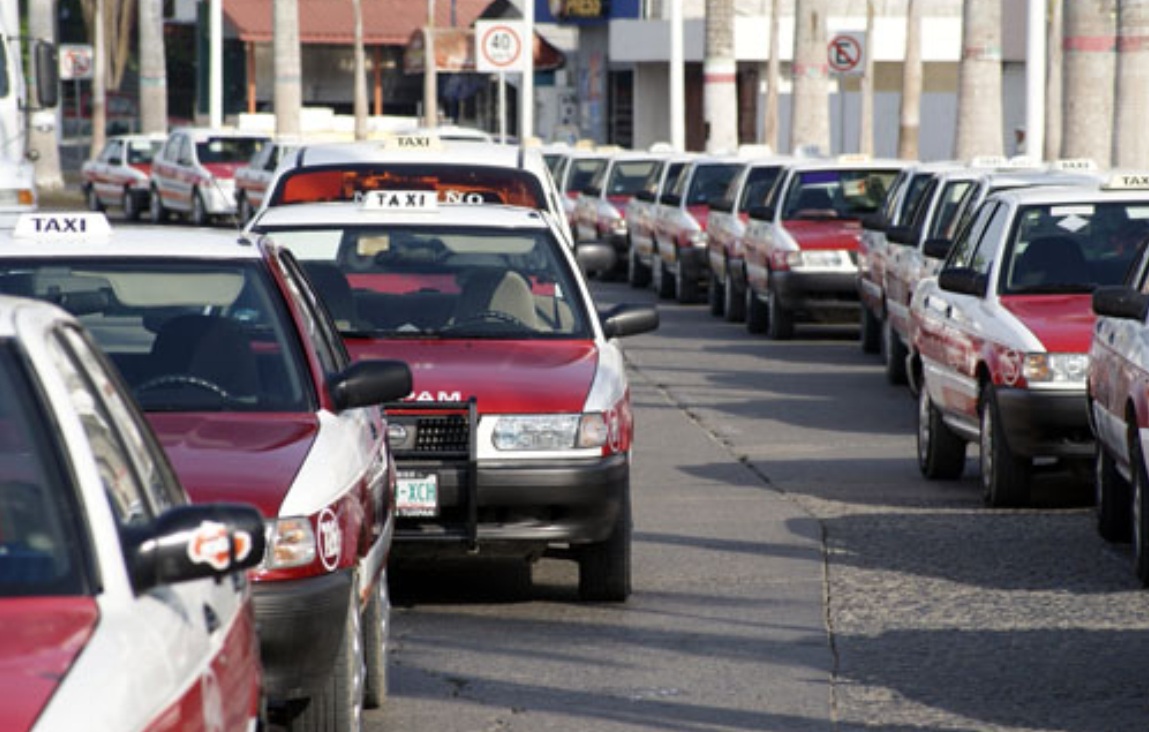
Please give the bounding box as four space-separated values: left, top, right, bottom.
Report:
786 249 852 269
1022 353 1089 384
610 218 628 235
492 413 607 450
262 517 316 569
689 230 708 247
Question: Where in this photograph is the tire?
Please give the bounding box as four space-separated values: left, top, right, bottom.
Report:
980 387 1031 508
1133 439 1149 585
675 259 699 304
723 269 746 323
707 271 724 317
85 185 103 212
191 189 210 227
1095 443 1132 543
286 586 365 732
577 492 632 602
654 258 675 300
627 244 651 288
883 319 909 385
149 186 168 224
917 387 966 479
765 279 794 340
745 284 768 334
122 189 141 221
860 304 881 354
362 573 390 709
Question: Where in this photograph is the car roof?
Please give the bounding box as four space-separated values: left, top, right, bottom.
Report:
783 156 910 172
988 178 1149 206
279 137 542 169
251 200 555 231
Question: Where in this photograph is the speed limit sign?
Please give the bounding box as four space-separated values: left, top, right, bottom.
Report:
475 21 526 73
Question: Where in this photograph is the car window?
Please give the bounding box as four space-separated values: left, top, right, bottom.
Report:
567 158 607 194
0 341 90 597
737 165 784 211
686 163 742 206
782 168 900 220
262 224 591 340
607 160 660 196
947 200 999 270
0 260 312 413
967 203 1010 276
275 249 348 378
927 180 976 240
196 137 265 165
897 172 935 226
127 139 161 165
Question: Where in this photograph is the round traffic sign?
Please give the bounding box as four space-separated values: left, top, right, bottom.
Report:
827 34 863 75
480 24 523 70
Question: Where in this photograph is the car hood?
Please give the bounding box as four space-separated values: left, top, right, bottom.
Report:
147 413 318 518
781 219 863 251
0 598 99 732
347 339 598 413
999 294 1096 353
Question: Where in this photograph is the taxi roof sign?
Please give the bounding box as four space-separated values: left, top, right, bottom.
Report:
1103 172 1149 190
14 212 112 239
359 190 439 211
377 133 445 152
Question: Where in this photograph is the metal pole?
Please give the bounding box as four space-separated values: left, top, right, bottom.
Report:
521 0 535 141
669 0 685 150
210 0 222 127
424 0 438 127
499 71 506 143
1025 0 1045 159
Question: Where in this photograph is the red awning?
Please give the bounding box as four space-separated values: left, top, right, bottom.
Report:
222 0 493 46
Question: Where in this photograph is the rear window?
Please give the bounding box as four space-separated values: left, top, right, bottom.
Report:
270 165 547 210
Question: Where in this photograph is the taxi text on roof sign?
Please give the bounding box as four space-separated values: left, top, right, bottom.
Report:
360 190 439 211
378 133 445 151
14 212 113 238
1104 173 1149 190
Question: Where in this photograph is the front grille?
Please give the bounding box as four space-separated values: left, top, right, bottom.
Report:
414 414 469 452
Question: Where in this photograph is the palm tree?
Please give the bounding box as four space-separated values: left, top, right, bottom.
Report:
762 0 781 151
953 0 1003 159
1062 0 1115 165
274 0 302 137
703 0 738 153
1113 0 1149 167
1044 0 1062 160
138 0 167 134
28 0 63 190
897 0 922 160
790 0 830 154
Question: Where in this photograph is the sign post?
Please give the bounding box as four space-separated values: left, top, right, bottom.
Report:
827 32 865 154
475 21 526 143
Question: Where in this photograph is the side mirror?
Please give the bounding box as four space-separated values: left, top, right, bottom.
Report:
922 237 952 260
129 503 267 593
1093 285 1149 321
576 242 616 276
938 267 988 297
860 213 887 231
34 41 59 108
886 225 914 246
600 303 659 339
660 192 682 207
746 204 775 222
329 359 412 411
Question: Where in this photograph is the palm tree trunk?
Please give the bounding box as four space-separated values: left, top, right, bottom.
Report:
897 0 922 160
1113 0 1149 167
138 0 167 134
274 0 303 137
790 0 830 154
1044 0 1062 159
91 0 107 157
954 0 1003 159
762 0 781 151
703 0 738 153
1062 0 1115 165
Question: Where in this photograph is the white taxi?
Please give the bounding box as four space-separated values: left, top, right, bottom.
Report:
149 126 269 226
248 190 659 602
0 294 267 731
0 212 413 730
80 132 167 221
913 178 1149 507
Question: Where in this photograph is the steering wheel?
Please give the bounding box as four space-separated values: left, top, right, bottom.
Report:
448 310 530 329
135 373 234 401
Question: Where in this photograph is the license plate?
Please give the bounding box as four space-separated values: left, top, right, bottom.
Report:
396 472 438 517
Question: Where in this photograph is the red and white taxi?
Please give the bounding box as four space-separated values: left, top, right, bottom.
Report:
0 293 266 731
624 153 694 289
149 127 269 226
0 212 412 729
651 156 744 303
742 157 906 338
80 132 166 221
234 138 302 223
248 189 659 603
913 179 1149 507
705 156 790 321
570 150 665 278
1087 206 1149 583
550 148 612 231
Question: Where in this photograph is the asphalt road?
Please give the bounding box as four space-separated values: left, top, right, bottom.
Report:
369 278 1149 732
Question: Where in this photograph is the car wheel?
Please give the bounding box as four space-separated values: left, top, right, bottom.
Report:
191 189 210 227
860 304 881 354
1096 442 1132 543
707 271 724 316
362 572 390 709
745 284 768 334
654 258 675 300
122 189 141 221
724 269 746 323
577 491 632 602
980 387 1031 508
85 185 103 212
627 244 651 288
675 259 699 304
1133 439 1149 585
917 386 966 479
149 187 168 224
883 319 908 385
765 279 793 340
287 586 365 732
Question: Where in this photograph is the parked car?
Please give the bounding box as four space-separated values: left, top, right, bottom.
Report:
625 153 694 289
234 138 304 223
80 132 166 221
571 150 666 278
0 211 412 729
550 148 613 231
149 126 269 226
0 291 266 731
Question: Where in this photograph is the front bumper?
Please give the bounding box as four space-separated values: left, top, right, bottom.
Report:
995 387 1093 459
252 569 354 702
771 269 860 322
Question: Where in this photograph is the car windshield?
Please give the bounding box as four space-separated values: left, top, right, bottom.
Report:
260 224 592 340
686 163 743 206
567 158 608 194
782 168 900 220
127 139 162 165
0 260 312 412
1001 201 1149 294
0 344 89 597
196 137 265 164
603 160 660 197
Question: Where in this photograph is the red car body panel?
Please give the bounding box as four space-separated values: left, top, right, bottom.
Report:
998 294 1096 354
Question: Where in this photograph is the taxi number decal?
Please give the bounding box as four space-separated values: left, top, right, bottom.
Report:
317 508 342 571
187 521 253 571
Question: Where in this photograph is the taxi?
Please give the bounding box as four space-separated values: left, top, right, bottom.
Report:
0 212 413 729
652 155 744 303
1087 210 1149 583
0 294 266 731
913 178 1149 507
549 147 613 231
149 126 269 226
571 150 665 279
705 156 790 321
624 152 694 289
234 138 302 223
742 156 906 338
247 189 660 603
80 132 166 221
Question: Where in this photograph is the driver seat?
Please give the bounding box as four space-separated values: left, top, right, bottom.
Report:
148 315 260 399
452 269 539 329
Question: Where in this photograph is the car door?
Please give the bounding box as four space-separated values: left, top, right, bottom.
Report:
93 139 121 204
44 324 259 730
